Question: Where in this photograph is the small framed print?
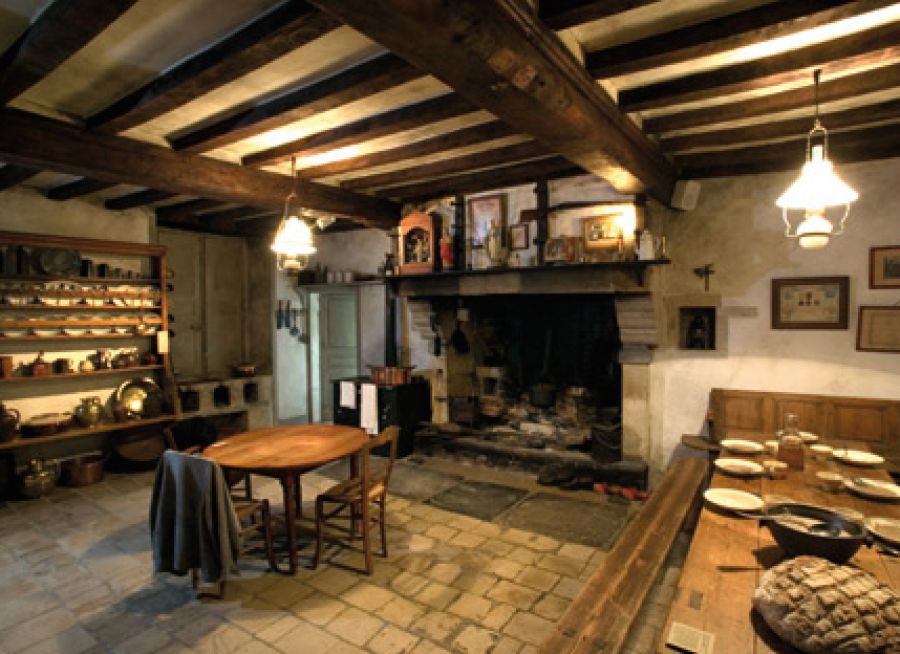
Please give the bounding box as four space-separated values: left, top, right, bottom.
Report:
582 213 623 252
544 237 577 263
771 276 849 330
509 223 529 250
467 194 507 248
857 306 900 353
869 245 900 288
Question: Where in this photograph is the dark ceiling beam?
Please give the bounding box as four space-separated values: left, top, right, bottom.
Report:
643 62 900 134
660 99 900 153
312 0 675 203
0 108 400 227
0 0 137 105
377 156 584 202
155 199 225 222
203 207 279 233
677 123 900 178
587 0 889 79
46 178 115 200
171 52 421 153
104 188 175 211
342 140 550 190
619 21 900 112
296 120 517 179
87 2 339 133
242 93 476 167
540 0 662 31
0 164 40 191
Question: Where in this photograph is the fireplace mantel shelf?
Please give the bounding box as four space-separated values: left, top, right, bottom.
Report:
388 258 670 289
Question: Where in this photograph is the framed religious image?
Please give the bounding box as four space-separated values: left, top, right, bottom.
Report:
857 306 900 352
869 245 900 288
398 211 437 275
771 276 849 330
582 212 623 252
509 223 529 250
467 194 506 247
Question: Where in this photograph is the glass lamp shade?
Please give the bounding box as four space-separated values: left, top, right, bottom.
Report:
776 146 858 210
271 213 316 271
796 210 833 250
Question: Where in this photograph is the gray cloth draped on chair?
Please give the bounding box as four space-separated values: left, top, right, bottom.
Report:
149 450 241 583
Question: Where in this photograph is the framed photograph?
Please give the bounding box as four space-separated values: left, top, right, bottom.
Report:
544 237 577 263
771 276 849 330
857 306 900 353
582 212 623 252
509 223 529 250
467 194 507 247
869 245 900 288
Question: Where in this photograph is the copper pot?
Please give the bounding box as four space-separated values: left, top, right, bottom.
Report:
60 454 105 487
368 365 415 386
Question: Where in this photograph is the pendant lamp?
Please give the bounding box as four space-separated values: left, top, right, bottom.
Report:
271 157 316 271
775 70 858 250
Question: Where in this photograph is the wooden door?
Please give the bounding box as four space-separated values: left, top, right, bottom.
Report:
318 289 360 422
159 229 203 377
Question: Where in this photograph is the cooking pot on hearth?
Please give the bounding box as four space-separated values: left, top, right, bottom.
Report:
368 365 415 386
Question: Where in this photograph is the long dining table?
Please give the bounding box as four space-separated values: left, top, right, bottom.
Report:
203 424 369 574
657 438 900 653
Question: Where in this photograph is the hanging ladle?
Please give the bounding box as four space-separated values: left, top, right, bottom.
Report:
290 309 300 337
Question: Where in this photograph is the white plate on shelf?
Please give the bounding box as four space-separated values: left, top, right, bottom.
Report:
89 326 113 335
31 327 60 337
0 328 27 337
832 449 884 467
866 517 900 547
703 488 764 513
843 477 900 501
62 327 88 336
720 439 764 454
714 458 765 477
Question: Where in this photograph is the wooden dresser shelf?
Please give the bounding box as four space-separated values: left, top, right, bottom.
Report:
0 365 164 384
0 415 177 451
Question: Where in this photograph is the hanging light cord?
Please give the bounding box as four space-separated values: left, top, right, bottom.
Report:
807 69 827 159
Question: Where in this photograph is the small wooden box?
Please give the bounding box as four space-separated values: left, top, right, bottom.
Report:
399 211 439 275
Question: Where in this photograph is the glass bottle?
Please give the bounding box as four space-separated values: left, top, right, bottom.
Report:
778 413 804 470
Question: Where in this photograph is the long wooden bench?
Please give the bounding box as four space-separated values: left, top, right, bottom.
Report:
540 456 708 654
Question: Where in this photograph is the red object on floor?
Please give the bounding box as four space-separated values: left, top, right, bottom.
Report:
593 482 650 502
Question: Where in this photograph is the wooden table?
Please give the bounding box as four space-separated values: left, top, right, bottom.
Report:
203 424 368 574
658 439 900 653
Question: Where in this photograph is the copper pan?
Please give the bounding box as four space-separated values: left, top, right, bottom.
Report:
368 365 415 386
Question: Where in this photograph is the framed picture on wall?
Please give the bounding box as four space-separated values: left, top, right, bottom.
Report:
857 306 900 352
582 212 623 252
509 223 529 250
771 276 849 330
467 194 507 247
869 245 900 288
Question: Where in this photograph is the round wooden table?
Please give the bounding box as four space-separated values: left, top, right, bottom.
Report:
204 424 368 574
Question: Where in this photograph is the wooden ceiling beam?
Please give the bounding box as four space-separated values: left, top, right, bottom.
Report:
46 178 116 201
0 0 137 105
644 62 900 134
342 140 550 190
155 199 225 222
660 99 900 153
378 156 584 202
677 123 900 178
242 93 476 167
87 2 338 133
0 164 40 191
587 0 890 79
203 208 279 233
171 52 421 153
104 189 175 210
0 108 400 227
312 0 675 202
619 21 900 112
540 0 662 31
296 120 517 179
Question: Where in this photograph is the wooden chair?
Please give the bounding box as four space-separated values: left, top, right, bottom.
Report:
164 426 253 499
313 426 400 574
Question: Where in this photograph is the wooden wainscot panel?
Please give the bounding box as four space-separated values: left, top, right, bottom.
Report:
774 398 828 436
719 393 767 434
832 399 892 443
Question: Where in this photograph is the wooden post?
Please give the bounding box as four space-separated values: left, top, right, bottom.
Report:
453 193 465 271
535 179 548 266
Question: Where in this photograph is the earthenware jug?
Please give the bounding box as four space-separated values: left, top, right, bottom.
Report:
0 402 20 442
74 396 104 428
19 459 57 499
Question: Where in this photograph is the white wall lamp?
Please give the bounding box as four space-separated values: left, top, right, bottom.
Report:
775 69 858 250
271 157 316 271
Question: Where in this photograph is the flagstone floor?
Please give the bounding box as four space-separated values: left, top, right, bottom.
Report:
0 459 687 654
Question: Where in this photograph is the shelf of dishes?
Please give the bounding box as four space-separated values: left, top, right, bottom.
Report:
0 415 177 451
0 275 160 285
0 364 164 383
0 315 163 338
1 282 162 308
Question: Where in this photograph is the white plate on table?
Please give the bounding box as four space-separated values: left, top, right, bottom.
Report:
714 458 765 477
832 449 884 467
703 488 764 513
843 477 900 502
866 517 900 547
720 439 763 454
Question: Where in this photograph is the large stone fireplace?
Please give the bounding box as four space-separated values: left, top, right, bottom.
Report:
394 265 659 480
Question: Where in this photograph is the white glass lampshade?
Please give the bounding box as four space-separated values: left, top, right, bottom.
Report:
795 210 833 249
271 215 316 257
776 146 858 210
